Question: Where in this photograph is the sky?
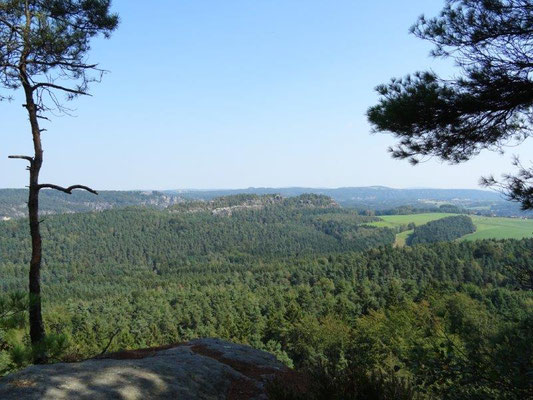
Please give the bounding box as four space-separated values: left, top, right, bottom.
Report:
2 0 532 191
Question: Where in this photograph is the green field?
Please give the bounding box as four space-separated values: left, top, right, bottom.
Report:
370 213 533 245
370 213 457 229
462 216 533 241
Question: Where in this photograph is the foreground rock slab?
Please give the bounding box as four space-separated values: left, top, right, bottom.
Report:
0 338 289 400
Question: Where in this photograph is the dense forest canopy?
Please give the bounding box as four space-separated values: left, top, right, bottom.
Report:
406 215 477 245
0 195 393 272
0 195 531 399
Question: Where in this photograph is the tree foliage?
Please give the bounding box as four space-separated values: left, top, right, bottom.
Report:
0 0 118 360
367 0 533 209
0 0 118 106
0 202 531 398
406 215 476 245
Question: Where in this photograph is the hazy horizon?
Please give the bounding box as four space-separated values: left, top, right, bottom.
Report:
0 184 499 193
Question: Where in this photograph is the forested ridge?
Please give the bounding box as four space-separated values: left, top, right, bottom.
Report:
1 187 525 219
0 189 181 219
0 195 531 399
0 195 393 273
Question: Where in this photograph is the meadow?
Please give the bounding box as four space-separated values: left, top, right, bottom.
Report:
371 213 533 245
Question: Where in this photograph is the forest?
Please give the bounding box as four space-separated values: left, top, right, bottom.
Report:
406 216 477 245
0 195 531 399
1 0 533 399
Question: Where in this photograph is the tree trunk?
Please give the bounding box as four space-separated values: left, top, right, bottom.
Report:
23 80 46 364
28 167 45 361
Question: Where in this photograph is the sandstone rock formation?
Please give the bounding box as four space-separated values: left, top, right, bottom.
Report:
0 338 291 400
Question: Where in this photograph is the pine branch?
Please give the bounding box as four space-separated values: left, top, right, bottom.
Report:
31 82 91 96
38 184 98 195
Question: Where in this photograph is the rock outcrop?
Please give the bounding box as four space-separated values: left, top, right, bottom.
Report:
169 193 339 216
0 338 292 400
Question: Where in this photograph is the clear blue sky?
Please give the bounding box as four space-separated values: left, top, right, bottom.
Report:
2 0 532 190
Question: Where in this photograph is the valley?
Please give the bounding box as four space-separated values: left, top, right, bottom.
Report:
2 0 533 398
1 193 532 398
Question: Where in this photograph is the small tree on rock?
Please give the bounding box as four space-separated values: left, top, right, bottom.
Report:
0 0 118 363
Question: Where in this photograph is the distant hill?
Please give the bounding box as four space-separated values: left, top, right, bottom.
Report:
170 187 527 217
0 189 182 219
169 193 338 216
0 186 528 219
171 186 503 204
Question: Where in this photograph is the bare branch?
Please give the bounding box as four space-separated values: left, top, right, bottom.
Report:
27 59 99 70
38 184 98 195
31 82 91 96
8 155 33 163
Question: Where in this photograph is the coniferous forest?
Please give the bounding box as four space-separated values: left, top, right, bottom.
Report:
0 195 531 399
2 1 533 399
406 216 477 245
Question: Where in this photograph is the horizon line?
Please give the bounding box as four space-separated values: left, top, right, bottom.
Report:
0 185 496 192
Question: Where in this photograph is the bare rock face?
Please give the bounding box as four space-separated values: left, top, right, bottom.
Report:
0 339 290 400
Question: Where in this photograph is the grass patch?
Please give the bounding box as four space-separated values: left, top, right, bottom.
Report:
369 213 456 229
370 213 533 245
462 216 533 241
395 230 413 247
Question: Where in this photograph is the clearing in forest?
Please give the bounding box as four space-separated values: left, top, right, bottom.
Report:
370 213 533 246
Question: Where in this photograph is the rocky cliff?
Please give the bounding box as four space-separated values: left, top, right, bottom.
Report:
0 338 295 400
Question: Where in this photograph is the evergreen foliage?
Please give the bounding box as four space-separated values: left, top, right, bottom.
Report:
407 215 476 245
0 199 531 398
0 196 393 270
1 0 119 360
367 0 533 210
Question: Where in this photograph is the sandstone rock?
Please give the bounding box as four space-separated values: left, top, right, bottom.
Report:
0 338 289 400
